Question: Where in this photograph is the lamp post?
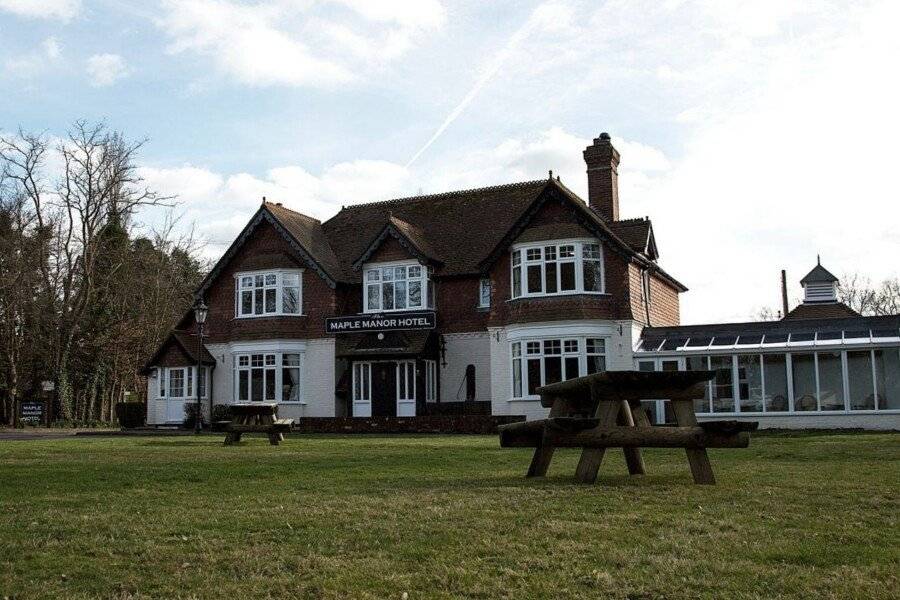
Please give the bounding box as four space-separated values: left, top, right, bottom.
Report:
193 298 208 434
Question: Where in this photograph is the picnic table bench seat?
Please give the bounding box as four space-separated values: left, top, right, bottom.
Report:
223 403 294 446
498 371 758 485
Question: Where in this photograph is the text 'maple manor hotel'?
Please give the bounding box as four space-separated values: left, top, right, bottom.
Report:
143 134 900 430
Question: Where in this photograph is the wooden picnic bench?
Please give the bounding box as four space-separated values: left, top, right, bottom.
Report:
221 403 293 446
498 370 757 485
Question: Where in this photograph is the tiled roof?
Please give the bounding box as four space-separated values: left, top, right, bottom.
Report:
140 330 216 375
265 202 344 280
322 179 550 276
800 263 839 284
783 302 859 320
608 218 652 256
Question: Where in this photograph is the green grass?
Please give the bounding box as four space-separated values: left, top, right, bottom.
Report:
1 433 898 599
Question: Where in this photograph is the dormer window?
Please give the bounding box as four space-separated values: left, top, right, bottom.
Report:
511 239 604 299
364 261 432 313
235 270 302 317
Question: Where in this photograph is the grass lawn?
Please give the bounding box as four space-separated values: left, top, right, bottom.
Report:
1 433 898 599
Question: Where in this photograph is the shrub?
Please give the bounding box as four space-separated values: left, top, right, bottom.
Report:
182 402 206 430
115 402 145 429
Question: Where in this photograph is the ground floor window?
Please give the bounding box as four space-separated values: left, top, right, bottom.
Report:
234 352 303 403
510 337 608 399
156 366 209 399
425 360 437 401
660 347 900 414
353 362 371 403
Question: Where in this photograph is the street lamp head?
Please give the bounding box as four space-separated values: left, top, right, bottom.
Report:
194 299 209 325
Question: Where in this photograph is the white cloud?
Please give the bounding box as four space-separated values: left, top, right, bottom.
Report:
0 0 80 20
157 0 445 88
3 36 62 77
86 53 129 87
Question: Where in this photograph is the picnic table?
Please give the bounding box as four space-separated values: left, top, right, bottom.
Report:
498 371 757 485
221 403 293 446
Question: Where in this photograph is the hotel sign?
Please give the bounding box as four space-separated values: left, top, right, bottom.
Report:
326 311 436 334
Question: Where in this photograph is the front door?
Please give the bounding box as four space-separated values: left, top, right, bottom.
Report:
371 362 397 417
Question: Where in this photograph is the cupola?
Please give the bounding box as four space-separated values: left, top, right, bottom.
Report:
799 257 839 303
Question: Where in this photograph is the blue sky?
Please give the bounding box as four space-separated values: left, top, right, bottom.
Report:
2 0 898 323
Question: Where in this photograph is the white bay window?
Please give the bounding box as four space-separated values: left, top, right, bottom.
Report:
235 270 302 318
511 337 607 399
511 239 604 299
234 351 304 403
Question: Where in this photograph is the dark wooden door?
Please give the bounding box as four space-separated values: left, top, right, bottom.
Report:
371 362 397 417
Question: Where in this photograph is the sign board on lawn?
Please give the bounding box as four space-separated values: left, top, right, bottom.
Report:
20 401 44 424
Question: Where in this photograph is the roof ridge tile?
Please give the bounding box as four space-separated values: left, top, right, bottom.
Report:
338 179 547 211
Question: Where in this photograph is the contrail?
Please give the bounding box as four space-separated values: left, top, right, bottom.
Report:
405 3 555 168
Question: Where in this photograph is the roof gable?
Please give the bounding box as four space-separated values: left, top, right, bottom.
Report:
140 331 215 375
196 204 341 297
609 218 658 260
352 215 442 270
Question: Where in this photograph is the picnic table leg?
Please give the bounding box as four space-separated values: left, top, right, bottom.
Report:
672 399 715 485
526 396 571 478
618 400 646 476
574 399 620 483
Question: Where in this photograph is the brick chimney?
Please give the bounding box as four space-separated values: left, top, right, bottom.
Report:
583 132 620 221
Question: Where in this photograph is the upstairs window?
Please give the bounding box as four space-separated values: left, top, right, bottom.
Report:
364 262 432 313
235 270 302 317
478 278 491 308
511 240 604 299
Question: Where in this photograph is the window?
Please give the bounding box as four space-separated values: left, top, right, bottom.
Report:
791 353 817 411
363 263 431 312
156 367 209 399
396 361 416 417
847 351 875 410
763 354 789 412
235 353 302 403
737 354 763 412
874 348 900 409
235 270 302 317
425 360 437 401
510 337 607 398
510 240 604 299
709 356 734 412
685 355 711 413
817 352 844 410
478 278 491 308
352 362 372 417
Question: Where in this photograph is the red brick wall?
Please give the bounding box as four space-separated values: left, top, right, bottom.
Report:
366 236 414 263
157 342 193 367
201 220 338 343
627 263 680 326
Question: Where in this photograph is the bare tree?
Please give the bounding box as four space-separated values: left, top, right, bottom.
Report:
838 273 900 316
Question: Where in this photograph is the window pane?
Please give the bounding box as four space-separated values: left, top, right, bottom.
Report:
583 260 602 292
544 262 557 293
282 273 299 286
169 370 184 398
512 266 522 297
527 264 542 294
283 367 300 402
874 348 900 409
792 354 817 411
710 356 734 412
559 245 574 258
394 281 407 309
847 351 875 410
587 338 606 354
408 266 421 278
367 285 380 310
366 270 379 282
395 266 406 280
544 340 561 355
544 246 556 260
239 370 248 401
255 275 263 287
527 359 541 395
283 287 299 313
265 368 276 400
737 355 763 412
479 279 491 307
763 354 789 412
685 355 711 413
382 267 394 281
511 342 521 357
817 352 844 410
251 368 264 401
354 365 361 400
545 356 562 385
512 359 523 397
526 248 541 261
241 290 252 315
382 282 394 310
241 276 253 287
565 356 580 379
583 243 601 259
512 250 521 266
586 355 605 375
560 262 576 291
254 288 263 314
409 281 422 307
265 288 277 313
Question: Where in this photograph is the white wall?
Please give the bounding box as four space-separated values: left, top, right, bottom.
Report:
302 338 336 417
440 332 492 403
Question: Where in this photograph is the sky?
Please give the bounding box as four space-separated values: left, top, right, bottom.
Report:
2 0 898 324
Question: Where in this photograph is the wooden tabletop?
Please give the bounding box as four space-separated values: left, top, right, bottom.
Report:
230 403 278 416
537 370 715 408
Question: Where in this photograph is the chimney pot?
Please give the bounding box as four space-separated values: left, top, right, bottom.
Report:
583 132 620 221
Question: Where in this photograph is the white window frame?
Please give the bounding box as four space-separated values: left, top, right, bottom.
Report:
232 351 305 404
510 239 605 299
510 336 609 400
425 359 437 401
362 260 432 313
352 362 372 417
478 278 491 308
156 366 209 400
234 269 303 318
